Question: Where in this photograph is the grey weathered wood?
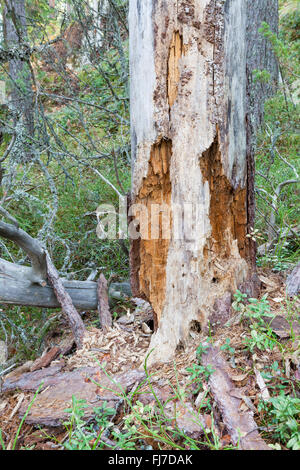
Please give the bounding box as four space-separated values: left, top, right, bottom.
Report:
286 262 300 298
0 221 47 285
129 0 278 364
0 275 98 310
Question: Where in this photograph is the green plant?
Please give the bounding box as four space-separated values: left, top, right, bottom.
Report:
220 339 235 355
232 290 248 313
186 364 215 395
243 327 277 353
196 342 210 361
63 396 115 450
245 295 274 324
269 395 300 450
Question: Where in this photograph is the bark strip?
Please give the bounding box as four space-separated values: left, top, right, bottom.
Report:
46 253 86 348
97 274 112 332
202 345 270 450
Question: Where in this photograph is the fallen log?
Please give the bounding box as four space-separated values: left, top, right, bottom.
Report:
0 260 132 310
3 367 146 428
0 270 98 310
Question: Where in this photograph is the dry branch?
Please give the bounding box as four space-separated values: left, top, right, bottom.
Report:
0 263 98 310
0 219 86 347
46 253 86 348
0 220 47 285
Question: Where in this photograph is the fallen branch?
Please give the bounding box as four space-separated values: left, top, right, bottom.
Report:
201 345 270 450
46 253 86 348
0 219 86 347
0 265 98 310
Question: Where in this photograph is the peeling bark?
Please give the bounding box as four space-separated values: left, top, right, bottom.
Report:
129 0 278 363
202 344 270 450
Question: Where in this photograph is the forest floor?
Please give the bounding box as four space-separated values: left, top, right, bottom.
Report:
0 267 299 451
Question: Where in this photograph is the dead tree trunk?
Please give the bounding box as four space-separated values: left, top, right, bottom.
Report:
3 0 35 149
129 0 278 364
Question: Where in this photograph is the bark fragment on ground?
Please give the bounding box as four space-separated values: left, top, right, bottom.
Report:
30 347 61 372
97 274 112 332
263 315 300 339
201 345 270 450
2 364 64 393
164 401 209 440
135 384 209 440
4 368 145 428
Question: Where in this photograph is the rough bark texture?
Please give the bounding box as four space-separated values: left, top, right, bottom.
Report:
46 253 86 348
129 0 278 364
202 345 270 450
3 0 35 143
97 274 113 331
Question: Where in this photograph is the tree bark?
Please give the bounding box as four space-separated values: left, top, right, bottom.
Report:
3 0 35 148
97 274 112 332
46 253 86 348
129 0 278 364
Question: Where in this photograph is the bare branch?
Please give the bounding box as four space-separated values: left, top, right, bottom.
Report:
0 220 47 285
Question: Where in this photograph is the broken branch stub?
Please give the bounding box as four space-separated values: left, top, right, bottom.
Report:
97 274 113 332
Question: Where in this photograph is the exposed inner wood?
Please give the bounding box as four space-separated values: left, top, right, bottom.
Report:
200 133 248 259
135 140 172 325
167 31 184 107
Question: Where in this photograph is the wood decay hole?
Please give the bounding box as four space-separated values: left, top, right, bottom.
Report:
200 132 248 259
190 320 202 333
132 139 173 329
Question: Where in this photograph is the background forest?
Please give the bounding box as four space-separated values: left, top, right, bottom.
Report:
0 0 299 451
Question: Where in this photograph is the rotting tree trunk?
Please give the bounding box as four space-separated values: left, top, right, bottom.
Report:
129 0 278 364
